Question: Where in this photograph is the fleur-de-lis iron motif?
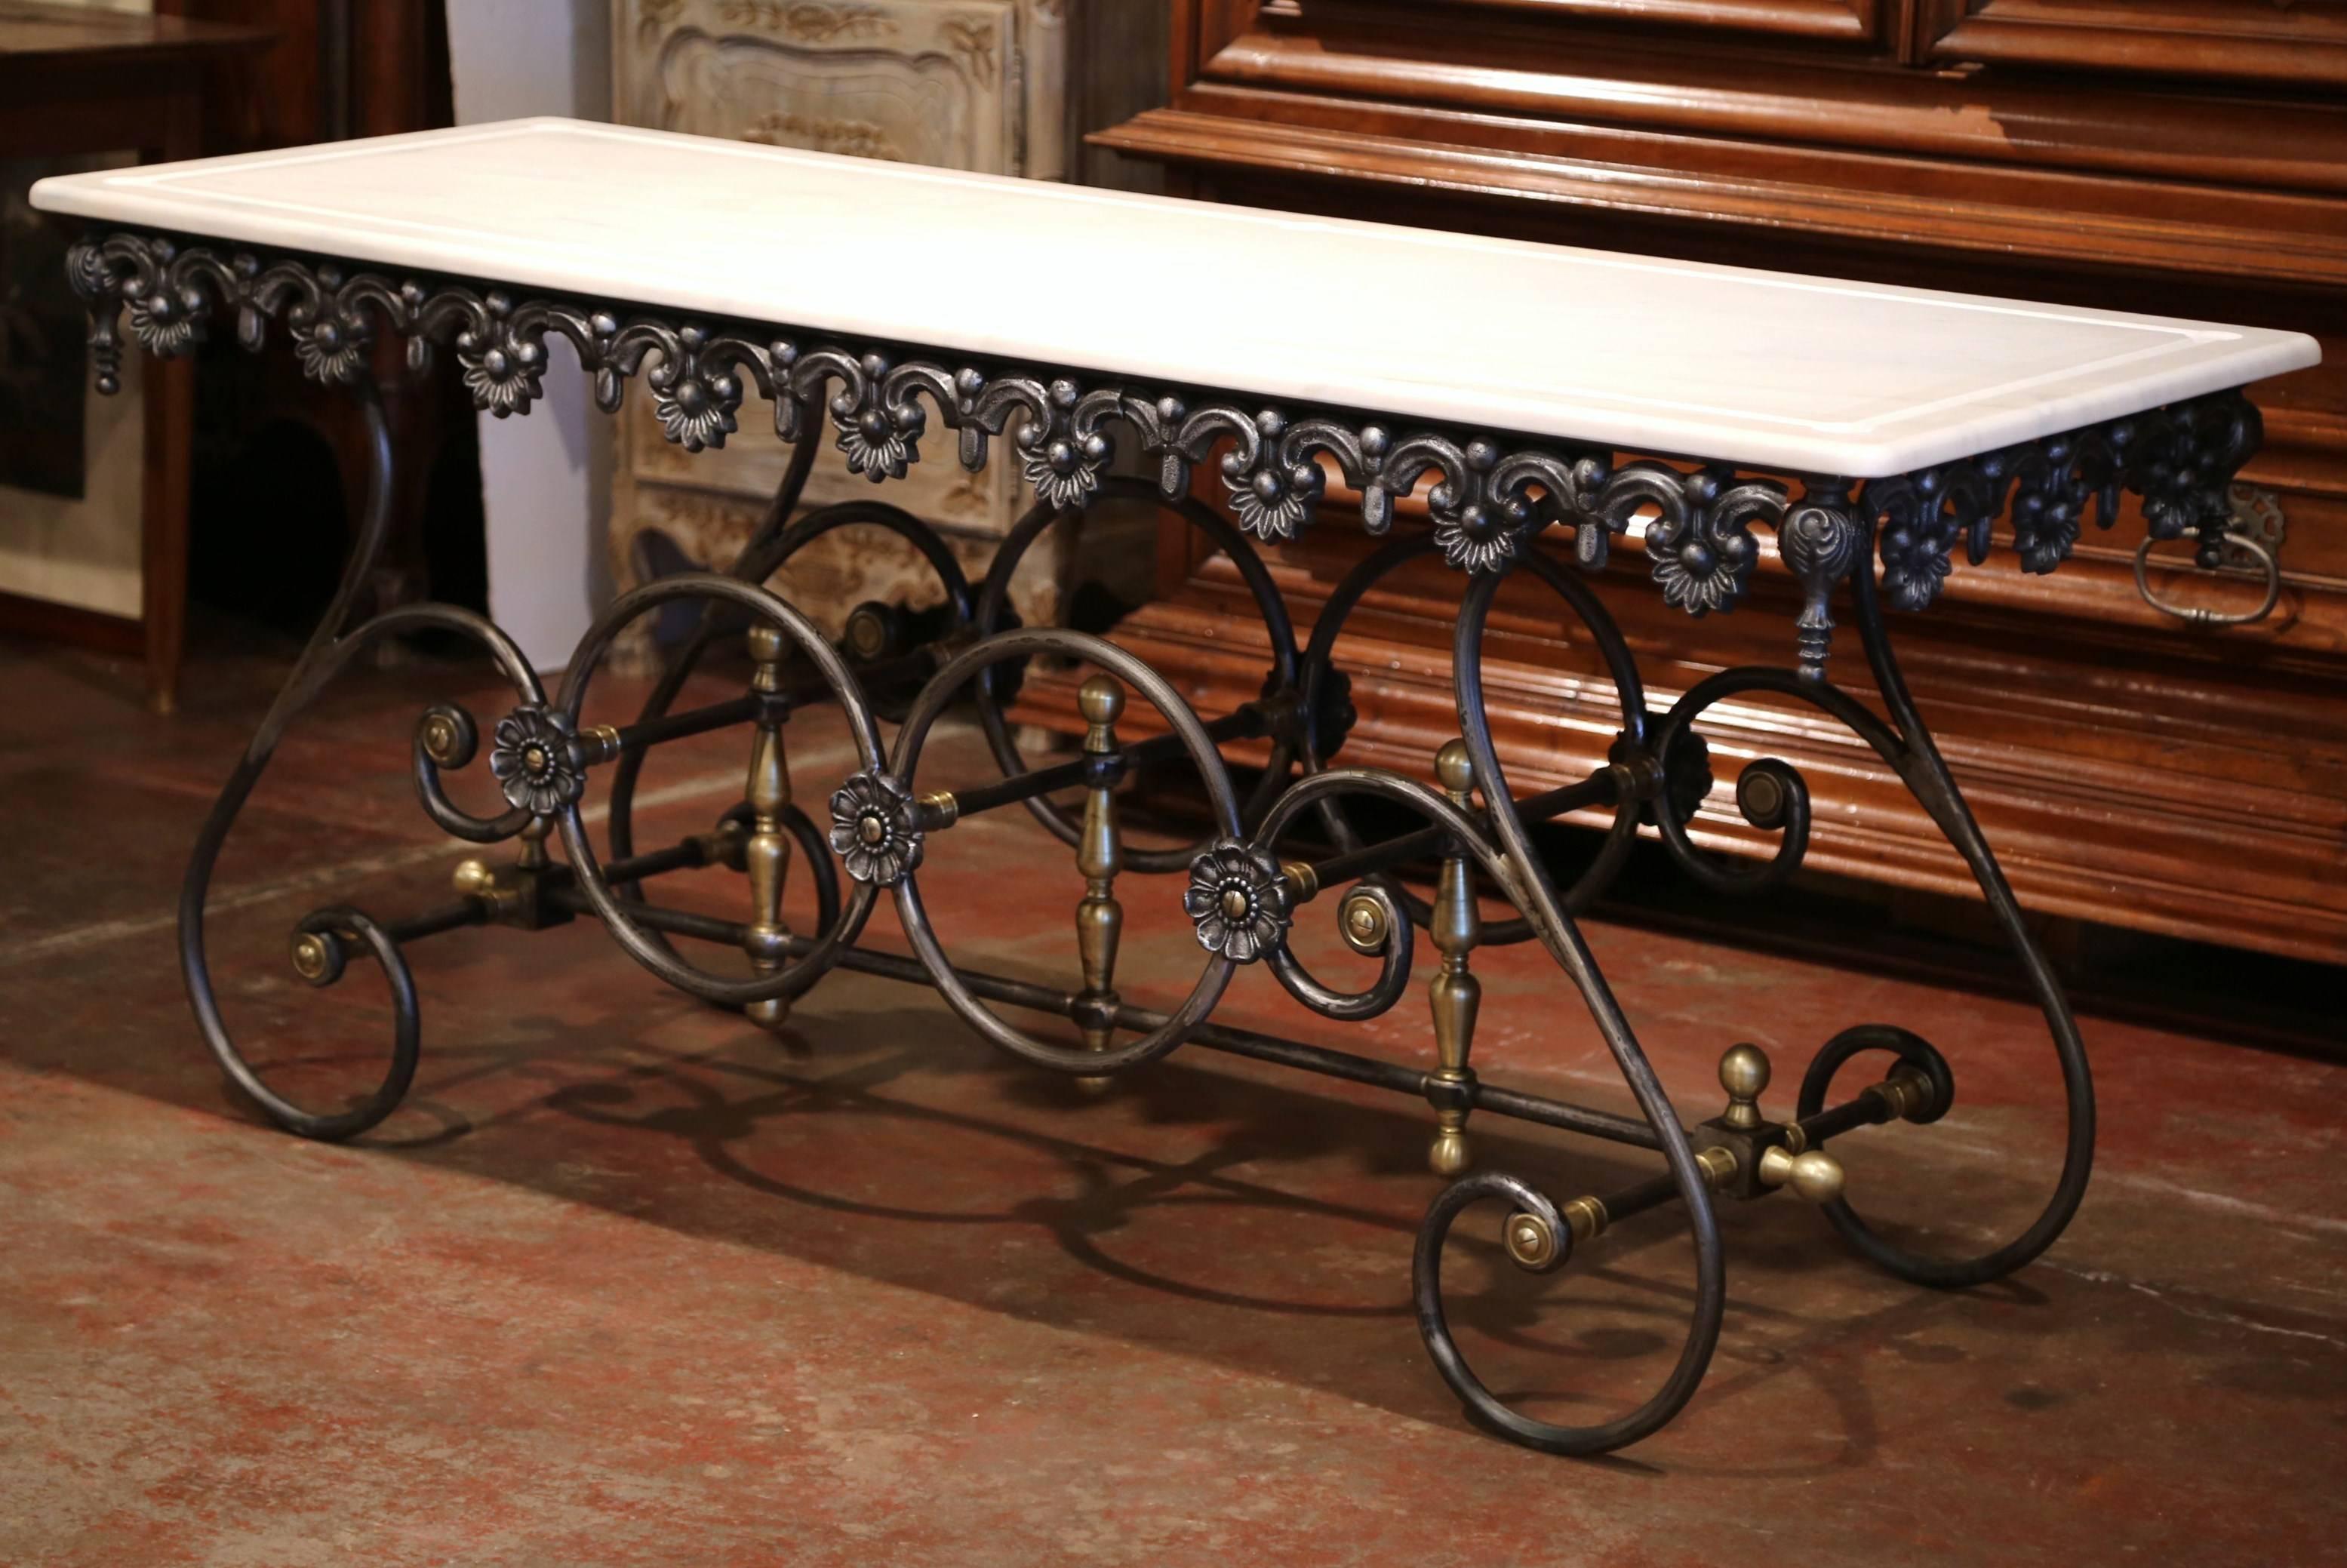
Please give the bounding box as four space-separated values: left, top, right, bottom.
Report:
457 292 548 417
63 231 2268 676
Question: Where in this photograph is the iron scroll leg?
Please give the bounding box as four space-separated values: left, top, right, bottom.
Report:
1408 570 1729 1457
1635 515 2097 1293
180 378 549 1140
1795 559 2096 1289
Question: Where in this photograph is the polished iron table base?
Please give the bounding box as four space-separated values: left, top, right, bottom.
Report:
65 234 2244 1456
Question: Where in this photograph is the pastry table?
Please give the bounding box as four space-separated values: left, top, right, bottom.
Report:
32 118 2319 1456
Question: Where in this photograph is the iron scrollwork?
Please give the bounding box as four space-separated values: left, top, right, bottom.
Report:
69 230 2270 681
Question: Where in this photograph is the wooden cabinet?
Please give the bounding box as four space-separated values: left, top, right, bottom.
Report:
1052 0 2347 964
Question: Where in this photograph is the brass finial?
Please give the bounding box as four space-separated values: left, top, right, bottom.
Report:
1434 738 1475 804
1078 673 1126 746
451 858 497 897
745 622 786 665
1717 1042 1770 1131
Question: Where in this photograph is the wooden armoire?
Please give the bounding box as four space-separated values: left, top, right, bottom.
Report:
1010 0 2347 967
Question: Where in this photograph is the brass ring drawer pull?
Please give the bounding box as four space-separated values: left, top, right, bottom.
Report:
2134 485 2285 628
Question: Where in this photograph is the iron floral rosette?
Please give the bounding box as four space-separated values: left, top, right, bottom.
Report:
488 706 583 815
1184 840 1293 964
829 771 924 887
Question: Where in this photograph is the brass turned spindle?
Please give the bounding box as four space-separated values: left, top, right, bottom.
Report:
742 623 793 1032
1426 738 1484 1176
1073 675 1126 1084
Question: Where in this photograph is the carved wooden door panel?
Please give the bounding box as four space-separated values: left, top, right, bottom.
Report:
1909 0 2347 84
611 0 1069 646
1265 0 1880 44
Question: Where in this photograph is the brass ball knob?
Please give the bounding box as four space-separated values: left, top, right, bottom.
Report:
1718 1042 1771 1102
1433 738 1475 796
1758 1145 1846 1205
1429 1128 1470 1177
745 623 787 666
1077 674 1126 727
1786 1151 1845 1204
451 858 497 897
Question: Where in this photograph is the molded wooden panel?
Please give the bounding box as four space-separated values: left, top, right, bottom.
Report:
1269 0 1875 43
1186 24 2347 197
1098 103 2347 287
1915 0 2347 87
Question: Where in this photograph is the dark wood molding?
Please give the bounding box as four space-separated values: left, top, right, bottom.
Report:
1185 20 2347 196
1098 102 2347 289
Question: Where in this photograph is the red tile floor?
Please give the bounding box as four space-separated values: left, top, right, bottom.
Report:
2 638 2342 1566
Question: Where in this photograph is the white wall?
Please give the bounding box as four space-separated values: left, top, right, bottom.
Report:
446 1 614 672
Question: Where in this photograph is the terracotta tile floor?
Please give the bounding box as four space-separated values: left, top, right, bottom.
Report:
2 638 2342 1566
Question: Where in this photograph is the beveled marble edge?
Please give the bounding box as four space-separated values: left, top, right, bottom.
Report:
31 118 2320 478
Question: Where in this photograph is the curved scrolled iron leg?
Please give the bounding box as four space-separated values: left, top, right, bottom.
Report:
1406 570 1726 1456
180 380 543 1141
1792 565 2096 1290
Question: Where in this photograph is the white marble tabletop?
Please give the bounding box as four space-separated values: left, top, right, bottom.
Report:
32 118 2319 477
